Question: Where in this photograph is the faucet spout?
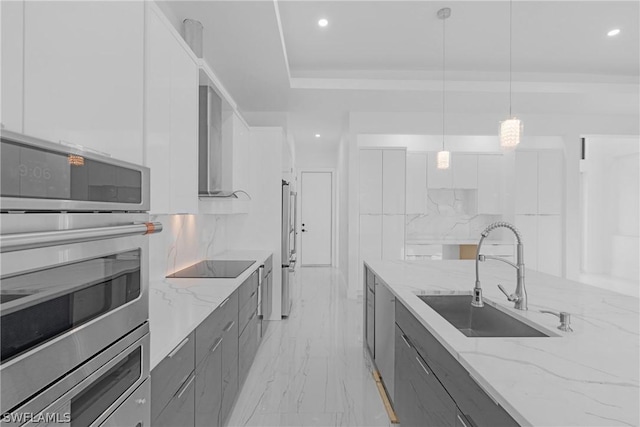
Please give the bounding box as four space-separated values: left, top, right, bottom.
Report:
473 222 528 310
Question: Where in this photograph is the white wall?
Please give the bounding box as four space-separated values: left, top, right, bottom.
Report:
582 136 639 288
337 136 350 278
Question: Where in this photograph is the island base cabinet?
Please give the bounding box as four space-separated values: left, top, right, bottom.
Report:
195 338 223 427
396 300 519 427
394 324 457 427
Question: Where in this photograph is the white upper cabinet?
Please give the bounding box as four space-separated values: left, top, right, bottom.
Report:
145 4 198 214
427 152 453 189
1 0 24 133
515 151 538 215
515 214 538 271
452 154 478 189
22 1 144 164
359 150 383 214
515 150 563 215
537 215 562 276
382 149 406 215
537 151 563 215
477 155 503 214
406 153 428 215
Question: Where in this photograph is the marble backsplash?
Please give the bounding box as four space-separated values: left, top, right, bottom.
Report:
406 189 503 241
148 214 228 282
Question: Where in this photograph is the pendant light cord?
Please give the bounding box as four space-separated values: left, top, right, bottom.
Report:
442 10 446 151
509 0 513 117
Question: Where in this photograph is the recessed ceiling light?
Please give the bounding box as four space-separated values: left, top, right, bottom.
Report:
607 28 621 37
318 18 328 28
315 134 321 138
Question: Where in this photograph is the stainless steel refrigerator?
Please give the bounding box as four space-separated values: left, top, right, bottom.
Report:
281 180 296 317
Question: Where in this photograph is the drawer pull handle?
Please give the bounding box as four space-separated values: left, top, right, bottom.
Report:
249 311 257 321
457 414 469 427
223 320 235 332
401 334 412 349
210 337 223 353
220 297 230 307
135 398 146 405
176 374 195 399
168 337 189 358
249 290 257 298
415 356 430 375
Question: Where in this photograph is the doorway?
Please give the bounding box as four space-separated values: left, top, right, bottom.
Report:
300 171 333 266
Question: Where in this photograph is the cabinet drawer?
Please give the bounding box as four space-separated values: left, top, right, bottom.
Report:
395 301 518 427
238 308 259 387
196 290 238 368
220 317 239 426
195 333 223 427
239 270 259 310
151 331 195 421
153 372 196 427
263 255 273 276
239 288 258 335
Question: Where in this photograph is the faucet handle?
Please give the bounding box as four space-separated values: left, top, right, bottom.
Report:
497 284 516 302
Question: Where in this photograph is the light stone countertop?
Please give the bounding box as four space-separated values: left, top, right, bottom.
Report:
149 250 271 370
365 259 639 427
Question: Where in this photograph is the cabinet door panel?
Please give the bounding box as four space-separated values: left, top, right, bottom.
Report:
514 151 538 215
359 215 382 287
169 35 198 214
1 0 24 133
374 281 395 400
220 315 239 425
195 338 223 427
537 215 562 276
406 153 428 214
538 151 563 215
382 150 406 214
382 215 405 261
428 152 453 189
23 1 144 164
154 373 195 427
477 155 503 214
359 150 383 214
452 154 478 189
366 285 375 357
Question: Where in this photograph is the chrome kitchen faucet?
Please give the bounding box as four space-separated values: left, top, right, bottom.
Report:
473 222 527 310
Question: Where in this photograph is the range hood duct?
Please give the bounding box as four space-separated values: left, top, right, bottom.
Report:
186 20 250 199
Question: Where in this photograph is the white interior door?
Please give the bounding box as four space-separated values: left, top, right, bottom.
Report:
300 172 332 266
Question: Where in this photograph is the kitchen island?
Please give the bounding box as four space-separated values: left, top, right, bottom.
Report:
365 259 639 427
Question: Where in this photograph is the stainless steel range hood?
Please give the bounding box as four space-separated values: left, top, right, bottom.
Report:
197 86 250 199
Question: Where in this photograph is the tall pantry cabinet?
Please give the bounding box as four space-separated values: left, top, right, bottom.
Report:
358 149 406 284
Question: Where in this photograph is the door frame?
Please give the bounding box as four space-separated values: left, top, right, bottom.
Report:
298 169 337 267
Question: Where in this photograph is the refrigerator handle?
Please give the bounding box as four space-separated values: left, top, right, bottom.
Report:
291 191 298 256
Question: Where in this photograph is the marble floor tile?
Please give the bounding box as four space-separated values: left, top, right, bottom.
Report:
227 267 392 427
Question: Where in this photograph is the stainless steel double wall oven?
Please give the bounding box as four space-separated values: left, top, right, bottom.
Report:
0 130 161 426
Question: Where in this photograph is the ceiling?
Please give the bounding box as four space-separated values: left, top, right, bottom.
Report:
160 1 639 147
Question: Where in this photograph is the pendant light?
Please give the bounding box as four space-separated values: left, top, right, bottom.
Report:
437 7 451 169
500 0 522 149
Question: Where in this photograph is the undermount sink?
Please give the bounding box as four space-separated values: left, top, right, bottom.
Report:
419 294 550 338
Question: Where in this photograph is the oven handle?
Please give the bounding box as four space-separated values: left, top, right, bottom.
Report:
0 221 163 253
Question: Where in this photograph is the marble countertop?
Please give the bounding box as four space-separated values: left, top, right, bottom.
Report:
149 250 271 370
365 259 639 427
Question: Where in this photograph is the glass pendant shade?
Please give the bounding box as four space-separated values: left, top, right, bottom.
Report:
436 150 450 169
500 117 522 149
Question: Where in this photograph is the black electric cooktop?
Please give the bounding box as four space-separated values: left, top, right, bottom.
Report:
167 260 255 279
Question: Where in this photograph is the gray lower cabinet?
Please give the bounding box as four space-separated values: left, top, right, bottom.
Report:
374 277 395 400
195 334 223 427
396 300 519 427
238 308 258 387
151 332 195 426
394 323 457 427
365 267 375 357
220 307 239 425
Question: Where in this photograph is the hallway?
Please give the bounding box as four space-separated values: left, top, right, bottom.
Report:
227 267 392 426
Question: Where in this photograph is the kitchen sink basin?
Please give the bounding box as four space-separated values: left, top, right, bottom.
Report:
419 294 550 337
